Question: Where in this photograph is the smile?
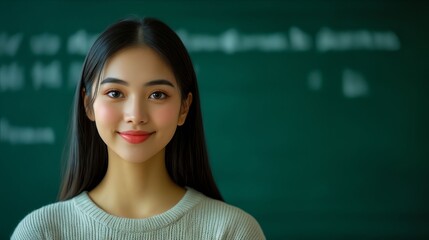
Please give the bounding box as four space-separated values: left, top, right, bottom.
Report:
118 131 154 144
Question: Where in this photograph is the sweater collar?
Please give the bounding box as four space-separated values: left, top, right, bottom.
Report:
73 187 203 232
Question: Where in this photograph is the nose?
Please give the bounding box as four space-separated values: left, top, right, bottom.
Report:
124 97 148 125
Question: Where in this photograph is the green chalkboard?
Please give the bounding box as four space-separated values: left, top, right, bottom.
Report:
1 1 428 239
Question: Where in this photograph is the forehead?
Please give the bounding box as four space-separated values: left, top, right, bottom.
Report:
102 45 176 84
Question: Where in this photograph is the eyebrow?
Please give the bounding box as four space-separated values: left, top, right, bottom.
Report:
100 77 175 88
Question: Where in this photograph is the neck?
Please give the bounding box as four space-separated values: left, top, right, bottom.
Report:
89 149 185 219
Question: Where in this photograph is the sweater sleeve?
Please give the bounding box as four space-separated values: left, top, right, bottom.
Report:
227 210 266 240
198 197 266 240
240 215 265 240
11 210 45 240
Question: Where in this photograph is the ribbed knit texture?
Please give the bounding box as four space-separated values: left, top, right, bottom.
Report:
12 188 265 239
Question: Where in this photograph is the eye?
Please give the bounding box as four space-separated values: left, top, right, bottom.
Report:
106 90 123 99
149 91 167 100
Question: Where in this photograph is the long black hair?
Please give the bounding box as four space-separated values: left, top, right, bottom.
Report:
59 18 223 201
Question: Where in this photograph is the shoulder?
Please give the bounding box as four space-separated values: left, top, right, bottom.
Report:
11 198 75 240
187 189 266 239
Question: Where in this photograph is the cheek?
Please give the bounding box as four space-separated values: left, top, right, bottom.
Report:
152 104 180 126
93 101 120 125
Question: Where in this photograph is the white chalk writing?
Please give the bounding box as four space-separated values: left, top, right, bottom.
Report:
317 28 400 52
0 33 23 56
0 118 55 145
68 61 83 88
0 63 24 91
342 68 369 98
67 30 98 55
290 27 312 51
32 61 62 90
308 70 323 91
30 33 61 55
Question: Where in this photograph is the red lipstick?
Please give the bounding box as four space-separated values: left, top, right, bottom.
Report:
118 131 153 144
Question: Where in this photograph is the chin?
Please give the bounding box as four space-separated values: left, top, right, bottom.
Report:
117 151 163 164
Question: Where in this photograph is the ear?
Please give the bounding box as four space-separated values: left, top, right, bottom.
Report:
82 88 95 121
178 92 193 126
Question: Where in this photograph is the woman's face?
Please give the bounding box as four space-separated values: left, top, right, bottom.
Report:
85 46 192 163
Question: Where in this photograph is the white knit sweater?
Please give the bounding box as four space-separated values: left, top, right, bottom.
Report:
12 188 265 239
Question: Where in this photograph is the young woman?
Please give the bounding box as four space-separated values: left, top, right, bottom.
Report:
12 18 265 239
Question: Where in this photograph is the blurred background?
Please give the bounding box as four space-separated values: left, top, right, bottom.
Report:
1 0 428 239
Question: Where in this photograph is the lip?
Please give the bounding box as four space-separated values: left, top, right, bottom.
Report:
118 130 154 144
